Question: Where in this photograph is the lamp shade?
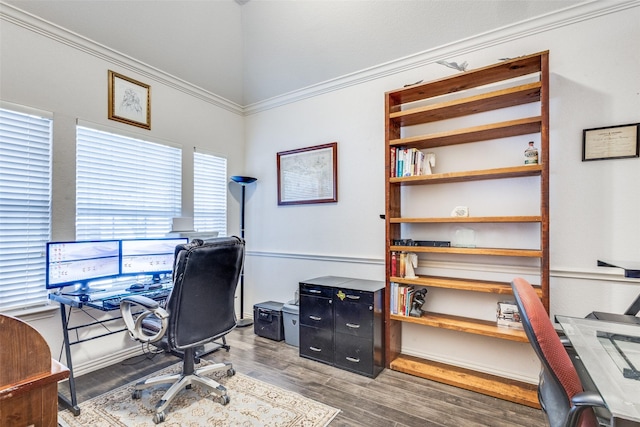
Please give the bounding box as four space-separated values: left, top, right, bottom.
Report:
230 176 257 185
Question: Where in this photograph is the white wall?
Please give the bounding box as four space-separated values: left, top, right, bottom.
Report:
0 8 245 373
243 2 640 383
1 1 639 383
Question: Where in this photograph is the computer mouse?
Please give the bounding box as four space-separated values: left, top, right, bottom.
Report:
128 283 146 291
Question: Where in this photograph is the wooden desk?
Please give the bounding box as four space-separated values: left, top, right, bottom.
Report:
557 316 640 426
0 314 69 427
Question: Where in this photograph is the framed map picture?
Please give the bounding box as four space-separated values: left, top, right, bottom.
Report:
277 142 337 206
108 70 151 130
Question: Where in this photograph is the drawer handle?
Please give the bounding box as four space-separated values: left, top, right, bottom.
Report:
308 289 321 294
346 295 360 300
309 315 322 321
346 357 360 363
309 346 322 352
346 323 360 329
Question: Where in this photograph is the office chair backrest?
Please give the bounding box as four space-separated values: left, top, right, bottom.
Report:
512 277 599 427
166 237 244 350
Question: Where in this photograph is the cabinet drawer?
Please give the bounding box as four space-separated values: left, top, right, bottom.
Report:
299 325 333 364
300 283 333 298
334 300 373 338
334 288 373 305
334 333 373 376
299 295 332 328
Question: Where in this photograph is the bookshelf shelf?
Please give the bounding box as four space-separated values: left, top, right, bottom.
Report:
384 51 549 408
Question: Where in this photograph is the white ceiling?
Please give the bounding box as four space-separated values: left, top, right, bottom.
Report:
4 0 583 106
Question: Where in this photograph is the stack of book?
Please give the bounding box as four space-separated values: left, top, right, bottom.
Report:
390 147 427 177
390 282 417 317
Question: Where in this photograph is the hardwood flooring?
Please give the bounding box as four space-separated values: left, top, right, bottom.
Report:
61 326 546 426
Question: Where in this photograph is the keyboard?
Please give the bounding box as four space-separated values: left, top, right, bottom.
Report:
89 288 171 311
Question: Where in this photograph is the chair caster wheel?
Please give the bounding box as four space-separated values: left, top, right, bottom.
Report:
218 394 230 405
132 390 142 399
153 411 165 424
227 368 236 377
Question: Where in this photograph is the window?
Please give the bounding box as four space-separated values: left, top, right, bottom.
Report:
76 126 181 240
194 151 227 236
0 107 52 311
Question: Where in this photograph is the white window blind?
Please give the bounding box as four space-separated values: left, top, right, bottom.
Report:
194 152 227 237
76 126 181 240
0 108 52 311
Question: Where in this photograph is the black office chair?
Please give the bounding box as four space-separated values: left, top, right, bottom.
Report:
120 237 244 424
511 278 608 427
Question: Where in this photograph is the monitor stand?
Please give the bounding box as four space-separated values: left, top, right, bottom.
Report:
62 283 106 301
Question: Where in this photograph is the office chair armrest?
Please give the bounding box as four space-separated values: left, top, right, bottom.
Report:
120 296 169 344
565 391 608 427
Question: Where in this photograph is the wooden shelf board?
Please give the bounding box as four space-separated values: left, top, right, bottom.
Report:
389 245 542 258
389 354 540 408
390 82 541 127
389 216 541 223
387 52 546 106
390 311 529 342
390 275 543 297
389 165 542 185
389 117 542 149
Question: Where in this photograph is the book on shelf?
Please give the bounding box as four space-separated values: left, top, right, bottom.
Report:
391 147 427 178
390 282 416 316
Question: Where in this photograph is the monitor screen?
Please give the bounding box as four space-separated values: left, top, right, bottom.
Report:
120 237 188 280
46 240 121 290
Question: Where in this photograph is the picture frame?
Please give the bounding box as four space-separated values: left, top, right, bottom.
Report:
582 123 639 161
277 142 337 206
108 70 151 130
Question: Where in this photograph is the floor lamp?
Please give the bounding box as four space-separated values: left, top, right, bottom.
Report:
230 175 257 327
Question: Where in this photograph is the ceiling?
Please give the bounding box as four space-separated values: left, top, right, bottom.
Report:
4 0 583 107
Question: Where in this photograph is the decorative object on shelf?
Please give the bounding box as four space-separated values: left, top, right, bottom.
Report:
496 301 523 329
436 59 469 72
409 288 428 318
425 152 436 174
524 141 539 165
108 70 151 130
452 227 476 248
404 253 418 279
582 123 639 161
277 142 337 205
450 206 469 217
230 175 257 328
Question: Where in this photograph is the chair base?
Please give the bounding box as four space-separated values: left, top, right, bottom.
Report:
133 361 235 424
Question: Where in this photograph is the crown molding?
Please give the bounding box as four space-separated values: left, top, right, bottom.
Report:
0 2 244 115
244 0 640 115
2 0 639 116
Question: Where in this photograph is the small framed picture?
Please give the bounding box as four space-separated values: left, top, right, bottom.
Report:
277 142 338 206
582 123 639 161
108 70 151 130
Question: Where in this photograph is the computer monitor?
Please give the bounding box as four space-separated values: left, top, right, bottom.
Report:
46 240 121 296
120 237 188 282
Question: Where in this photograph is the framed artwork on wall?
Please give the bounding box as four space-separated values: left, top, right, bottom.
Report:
277 142 338 206
582 123 639 161
108 70 151 130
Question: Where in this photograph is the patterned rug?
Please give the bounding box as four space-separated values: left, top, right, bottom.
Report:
58 363 339 426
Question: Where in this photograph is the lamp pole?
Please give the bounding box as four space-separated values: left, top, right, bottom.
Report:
230 176 257 327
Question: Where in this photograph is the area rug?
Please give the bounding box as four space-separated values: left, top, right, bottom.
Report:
58 363 339 426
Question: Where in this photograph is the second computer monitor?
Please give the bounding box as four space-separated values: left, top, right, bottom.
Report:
120 237 188 282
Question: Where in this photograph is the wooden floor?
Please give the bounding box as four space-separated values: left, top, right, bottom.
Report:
60 326 546 427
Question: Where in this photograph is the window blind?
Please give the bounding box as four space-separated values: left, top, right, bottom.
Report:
0 108 52 311
76 126 181 240
194 151 227 237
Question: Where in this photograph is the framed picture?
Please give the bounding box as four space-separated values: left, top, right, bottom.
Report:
277 142 337 206
582 123 639 161
108 70 151 130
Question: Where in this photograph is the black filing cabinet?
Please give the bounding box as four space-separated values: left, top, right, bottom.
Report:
299 276 384 378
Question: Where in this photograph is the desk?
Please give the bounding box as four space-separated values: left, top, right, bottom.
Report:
557 316 640 426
